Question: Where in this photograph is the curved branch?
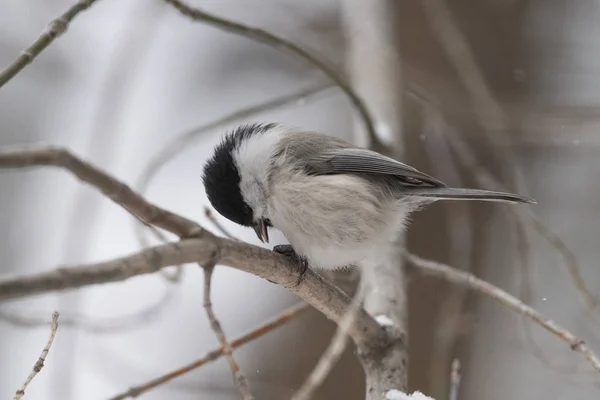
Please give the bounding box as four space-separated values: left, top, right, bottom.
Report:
0 146 201 237
407 253 600 374
202 264 253 399
0 237 386 350
13 312 60 400
162 0 381 147
0 0 100 89
109 302 310 400
0 280 178 333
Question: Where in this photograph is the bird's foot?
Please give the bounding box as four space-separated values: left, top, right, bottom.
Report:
272 244 309 285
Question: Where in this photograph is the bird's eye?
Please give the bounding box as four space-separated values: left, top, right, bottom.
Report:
264 219 273 227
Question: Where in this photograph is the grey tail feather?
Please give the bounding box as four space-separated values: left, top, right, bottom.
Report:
403 187 536 204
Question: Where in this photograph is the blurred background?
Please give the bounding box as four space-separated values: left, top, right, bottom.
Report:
1 0 600 399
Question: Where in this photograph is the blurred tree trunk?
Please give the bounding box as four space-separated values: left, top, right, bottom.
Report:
462 1 600 399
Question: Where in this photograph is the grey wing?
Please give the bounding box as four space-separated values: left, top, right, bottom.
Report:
306 147 446 187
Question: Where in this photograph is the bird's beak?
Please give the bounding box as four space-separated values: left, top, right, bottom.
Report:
253 219 269 243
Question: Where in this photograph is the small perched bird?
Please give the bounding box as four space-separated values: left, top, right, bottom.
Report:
202 123 535 271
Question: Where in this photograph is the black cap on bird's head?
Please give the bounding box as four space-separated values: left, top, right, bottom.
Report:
202 123 277 243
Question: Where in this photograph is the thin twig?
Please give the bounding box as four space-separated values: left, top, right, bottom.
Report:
408 82 597 321
204 207 236 240
511 199 586 378
529 216 600 312
422 0 507 139
292 282 365 400
202 264 254 399
161 0 381 147
512 209 569 374
449 359 461 400
420 10 557 377
406 253 600 374
445 128 600 315
0 0 99 89
109 303 310 400
408 83 563 380
14 311 60 400
0 281 177 333
198 197 243 400
204 204 280 400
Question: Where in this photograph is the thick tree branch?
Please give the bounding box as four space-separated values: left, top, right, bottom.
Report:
0 237 386 350
0 0 100 89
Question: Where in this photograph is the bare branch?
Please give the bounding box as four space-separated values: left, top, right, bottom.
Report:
408 78 597 322
421 0 512 151
204 207 236 240
0 237 386 349
449 359 461 400
292 283 365 400
109 302 310 400
13 311 60 400
202 264 253 399
406 253 600 374
445 128 600 315
0 146 202 237
0 0 99 89
0 281 177 333
410 77 597 380
161 0 382 146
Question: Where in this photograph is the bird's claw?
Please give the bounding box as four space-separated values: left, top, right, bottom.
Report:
272 244 309 285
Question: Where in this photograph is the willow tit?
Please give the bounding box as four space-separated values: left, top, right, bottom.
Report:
202 123 535 271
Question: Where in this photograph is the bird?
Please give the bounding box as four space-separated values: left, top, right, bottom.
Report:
202 123 535 272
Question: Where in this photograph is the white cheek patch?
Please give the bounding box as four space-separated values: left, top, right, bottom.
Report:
239 178 266 218
233 126 291 219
